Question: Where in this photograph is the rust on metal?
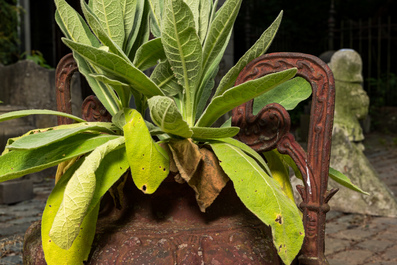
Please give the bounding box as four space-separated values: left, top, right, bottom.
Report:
55 53 78 125
81 95 112 122
232 52 338 265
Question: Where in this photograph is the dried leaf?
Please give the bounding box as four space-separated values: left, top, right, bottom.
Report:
188 147 229 212
168 139 202 182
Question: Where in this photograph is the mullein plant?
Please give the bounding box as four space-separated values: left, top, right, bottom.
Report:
0 0 368 264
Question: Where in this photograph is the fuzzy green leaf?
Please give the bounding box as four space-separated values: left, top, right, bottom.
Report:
148 96 193 138
210 142 304 265
201 0 241 78
150 60 183 96
133 38 166 71
0 134 119 182
7 122 117 150
253 77 312 114
62 38 165 98
162 0 202 125
191 126 239 140
124 0 146 56
0 109 85 123
329 167 370 195
197 68 297 127
42 158 100 265
92 0 125 48
214 11 283 97
50 136 125 249
208 137 271 176
80 0 129 60
54 0 99 46
123 109 169 194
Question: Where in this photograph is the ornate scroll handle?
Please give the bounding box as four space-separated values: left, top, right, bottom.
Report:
56 53 78 125
232 52 337 265
55 53 111 125
232 52 335 204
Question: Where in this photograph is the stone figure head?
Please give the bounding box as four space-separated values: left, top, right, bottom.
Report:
328 49 369 142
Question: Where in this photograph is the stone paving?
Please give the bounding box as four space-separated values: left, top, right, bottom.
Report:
0 132 396 265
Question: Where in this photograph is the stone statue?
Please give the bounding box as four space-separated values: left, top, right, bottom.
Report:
330 49 369 142
327 49 397 217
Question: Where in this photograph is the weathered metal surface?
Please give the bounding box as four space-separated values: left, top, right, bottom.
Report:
55 53 78 125
232 52 338 265
88 177 282 264
81 95 112 122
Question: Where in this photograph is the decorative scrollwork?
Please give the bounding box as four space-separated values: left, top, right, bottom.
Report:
55 53 78 125
81 95 112 122
232 52 337 265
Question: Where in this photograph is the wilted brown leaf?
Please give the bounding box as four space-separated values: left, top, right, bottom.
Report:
189 147 229 212
168 139 202 182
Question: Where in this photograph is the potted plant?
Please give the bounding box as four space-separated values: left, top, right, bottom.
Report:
0 0 366 264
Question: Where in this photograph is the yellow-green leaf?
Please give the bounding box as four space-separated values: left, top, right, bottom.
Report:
210 142 304 265
263 149 295 202
123 109 169 194
50 136 125 249
42 159 99 265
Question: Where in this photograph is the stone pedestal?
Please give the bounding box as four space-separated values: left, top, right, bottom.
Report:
0 179 34 204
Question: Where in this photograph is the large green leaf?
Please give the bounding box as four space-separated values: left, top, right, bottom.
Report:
253 77 312 114
148 96 193 138
55 2 120 115
92 0 125 48
191 126 239 140
62 38 165 98
210 142 304 265
196 68 297 127
7 122 117 150
86 146 130 213
0 109 85 123
0 134 119 182
201 0 241 78
123 109 169 194
208 137 271 176
54 0 98 46
50 136 125 249
214 11 283 97
133 38 166 71
150 60 183 96
80 0 129 61
42 159 100 265
162 0 202 125
329 167 369 195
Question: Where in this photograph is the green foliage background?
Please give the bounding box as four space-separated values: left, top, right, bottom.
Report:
0 0 21 65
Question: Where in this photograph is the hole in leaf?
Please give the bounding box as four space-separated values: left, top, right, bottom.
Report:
163 168 166 171
142 185 147 192
275 215 283 225
142 167 145 170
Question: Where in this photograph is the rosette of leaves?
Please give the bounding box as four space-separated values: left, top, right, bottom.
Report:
0 0 368 264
